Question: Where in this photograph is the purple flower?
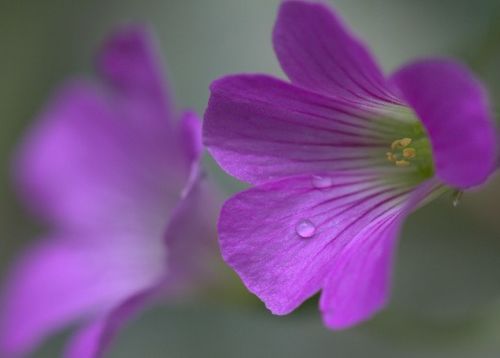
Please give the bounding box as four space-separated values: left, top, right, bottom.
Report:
203 1 498 329
0 26 216 357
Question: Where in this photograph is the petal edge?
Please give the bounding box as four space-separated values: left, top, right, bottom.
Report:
392 59 497 188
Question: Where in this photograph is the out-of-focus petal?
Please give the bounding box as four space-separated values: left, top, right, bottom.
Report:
64 289 158 358
179 111 203 167
61 168 219 358
273 1 399 105
0 236 165 357
164 168 220 282
65 320 103 358
204 74 398 185
392 59 498 188
97 25 173 124
218 173 438 315
319 179 442 329
15 82 188 233
3 24 210 358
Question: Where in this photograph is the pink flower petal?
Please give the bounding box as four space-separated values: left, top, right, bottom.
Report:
392 59 498 188
97 25 173 124
15 80 191 233
273 1 399 105
65 289 157 358
0 237 165 357
204 74 398 185
218 173 441 316
319 179 442 328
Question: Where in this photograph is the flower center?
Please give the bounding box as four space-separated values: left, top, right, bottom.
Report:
373 108 435 182
386 133 434 181
386 137 415 167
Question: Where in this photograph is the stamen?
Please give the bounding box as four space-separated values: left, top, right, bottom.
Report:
391 137 412 150
387 138 416 167
375 114 434 179
386 152 396 162
403 148 416 159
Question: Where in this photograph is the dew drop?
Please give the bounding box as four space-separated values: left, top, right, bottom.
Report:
452 190 463 207
295 219 316 238
311 175 333 189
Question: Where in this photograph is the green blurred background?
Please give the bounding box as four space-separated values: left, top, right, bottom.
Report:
1 0 500 357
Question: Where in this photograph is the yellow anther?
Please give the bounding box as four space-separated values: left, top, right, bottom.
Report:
402 147 416 159
391 137 412 150
395 160 410 167
400 138 412 147
387 138 416 167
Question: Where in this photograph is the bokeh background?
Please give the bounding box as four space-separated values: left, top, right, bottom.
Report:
2 0 500 357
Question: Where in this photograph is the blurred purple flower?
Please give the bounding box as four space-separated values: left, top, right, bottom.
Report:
203 1 498 329
0 26 217 357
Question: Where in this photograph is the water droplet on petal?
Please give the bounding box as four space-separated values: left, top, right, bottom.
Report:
311 175 333 189
295 219 316 238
